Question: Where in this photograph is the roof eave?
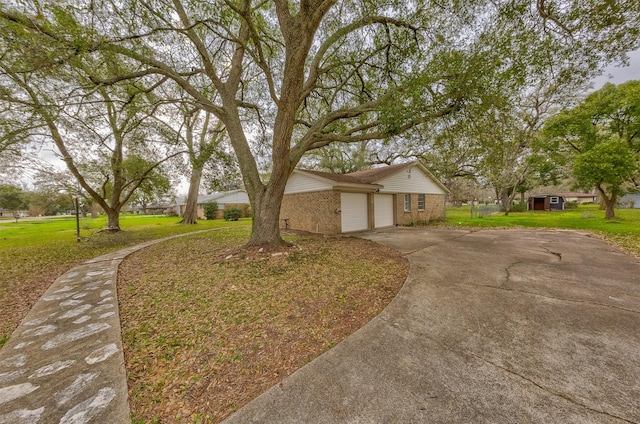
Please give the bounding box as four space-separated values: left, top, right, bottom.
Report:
334 183 383 192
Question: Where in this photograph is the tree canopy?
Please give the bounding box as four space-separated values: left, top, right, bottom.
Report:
1 1 639 241
0 184 27 213
543 81 640 218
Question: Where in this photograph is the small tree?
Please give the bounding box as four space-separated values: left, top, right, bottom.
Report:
0 184 26 215
223 207 241 221
202 201 218 220
543 81 640 219
572 139 637 219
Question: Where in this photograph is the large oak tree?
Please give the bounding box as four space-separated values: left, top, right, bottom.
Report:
2 1 639 243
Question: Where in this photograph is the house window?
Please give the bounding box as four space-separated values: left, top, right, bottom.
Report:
418 194 425 211
550 197 559 204
404 194 411 212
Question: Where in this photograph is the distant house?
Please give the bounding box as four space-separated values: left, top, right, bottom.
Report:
174 190 250 219
528 195 565 211
134 203 173 215
0 209 29 218
560 192 597 204
619 193 640 208
280 161 449 234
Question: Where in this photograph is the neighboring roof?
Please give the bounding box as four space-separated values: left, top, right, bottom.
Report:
528 194 566 198
559 192 597 198
175 189 248 206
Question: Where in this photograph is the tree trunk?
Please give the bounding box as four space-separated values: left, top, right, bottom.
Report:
500 191 511 215
180 166 202 225
603 194 617 219
247 178 289 246
598 186 617 220
106 209 120 231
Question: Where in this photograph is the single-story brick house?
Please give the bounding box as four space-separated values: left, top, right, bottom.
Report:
528 194 565 211
174 189 250 219
280 161 449 234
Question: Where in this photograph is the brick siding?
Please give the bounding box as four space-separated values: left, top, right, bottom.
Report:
280 190 341 234
395 193 445 225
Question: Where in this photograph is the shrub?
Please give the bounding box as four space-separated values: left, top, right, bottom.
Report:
203 201 219 220
223 207 241 221
565 201 579 209
510 202 528 212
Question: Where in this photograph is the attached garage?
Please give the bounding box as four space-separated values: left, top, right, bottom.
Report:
340 192 369 232
280 161 449 235
374 194 394 228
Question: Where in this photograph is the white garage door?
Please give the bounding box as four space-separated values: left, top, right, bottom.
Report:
341 192 368 232
374 194 394 228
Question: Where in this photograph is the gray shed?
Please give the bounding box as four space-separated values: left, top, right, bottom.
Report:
528 195 565 211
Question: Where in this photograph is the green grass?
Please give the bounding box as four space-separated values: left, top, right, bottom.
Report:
439 204 640 256
0 215 251 346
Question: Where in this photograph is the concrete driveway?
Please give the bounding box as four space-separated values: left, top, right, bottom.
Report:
224 228 640 423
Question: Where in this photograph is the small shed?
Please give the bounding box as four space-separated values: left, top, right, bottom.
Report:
528 195 565 211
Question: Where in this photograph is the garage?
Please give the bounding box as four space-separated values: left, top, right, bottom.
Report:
374 194 394 228
340 192 369 232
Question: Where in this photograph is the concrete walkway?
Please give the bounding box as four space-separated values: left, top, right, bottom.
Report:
223 228 640 423
0 229 217 423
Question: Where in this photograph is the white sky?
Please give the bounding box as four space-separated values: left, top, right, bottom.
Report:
592 49 640 89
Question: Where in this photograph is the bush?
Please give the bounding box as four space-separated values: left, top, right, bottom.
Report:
203 201 219 220
564 201 579 209
223 207 241 221
510 202 528 212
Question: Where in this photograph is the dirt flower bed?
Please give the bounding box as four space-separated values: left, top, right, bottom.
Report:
117 228 408 423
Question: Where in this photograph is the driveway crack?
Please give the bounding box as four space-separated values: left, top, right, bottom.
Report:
381 317 637 424
504 261 521 286
541 246 563 261
454 282 639 314
462 351 638 424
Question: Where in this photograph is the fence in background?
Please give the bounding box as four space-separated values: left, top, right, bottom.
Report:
470 204 501 218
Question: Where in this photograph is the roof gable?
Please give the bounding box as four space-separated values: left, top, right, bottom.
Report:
348 162 449 194
346 162 415 184
286 162 449 195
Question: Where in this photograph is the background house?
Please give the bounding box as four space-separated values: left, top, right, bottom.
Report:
280 161 449 234
528 194 566 211
560 192 597 204
174 190 250 219
619 193 640 208
0 209 29 218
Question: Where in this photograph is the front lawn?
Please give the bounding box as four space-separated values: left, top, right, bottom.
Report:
440 205 640 256
118 230 408 423
0 215 248 346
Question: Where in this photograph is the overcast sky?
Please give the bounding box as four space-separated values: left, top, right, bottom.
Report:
592 49 640 89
